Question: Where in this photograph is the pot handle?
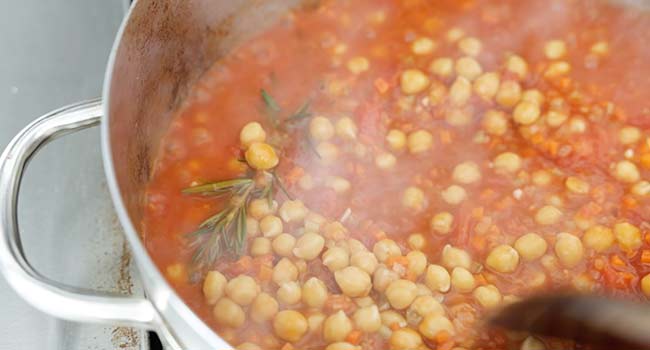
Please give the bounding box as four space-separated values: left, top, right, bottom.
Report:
0 99 160 328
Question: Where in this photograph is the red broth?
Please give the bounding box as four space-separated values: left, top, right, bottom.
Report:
143 0 650 349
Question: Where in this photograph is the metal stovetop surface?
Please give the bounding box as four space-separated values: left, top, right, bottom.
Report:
0 0 149 349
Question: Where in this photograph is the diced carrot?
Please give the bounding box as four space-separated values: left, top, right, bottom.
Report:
345 330 363 344
471 235 486 252
389 323 401 331
374 78 390 94
435 330 451 344
258 264 273 281
641 153 650 169
280 343 294 350
439 130 452 144
284 166 305 185
438 339 456 350
610 254 626 268
622 196 638 209
471 207 484 219
386 255 409 268
641 250 650 264
404 270 417 282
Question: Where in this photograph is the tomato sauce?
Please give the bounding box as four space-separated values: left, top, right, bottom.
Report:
142 0 650 349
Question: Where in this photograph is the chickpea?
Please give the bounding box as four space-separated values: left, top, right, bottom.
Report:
496 80 522 108
449 76 472 106
544 39 567 59
310 116 335 141
407 130 433 154
441 185 467 205
505 54 528 79
402 186 426 211
535 205 562 225
513 101 541 125
251 292 278 323
323 221 347 240
304 314 325 336
336 117 358 140
246 217 260 237
326 343 361 350
581 225 614 253
521 336 547 350
390 327 423 350
430 57 454 77
326 176 351 194
278 281 302 305
486 244 520 274
632 181 650 196
532 170 553 186
412 37 437 55
353 304 382 333
569 117 587 134
455 56 483 81
381 310 407 328
474 72 500 101
407 251 428 276
407 233 426 250
245 142 279 170
614 160 641 183
385 279 418 309
473 284 502 309
373 239 402 262
482 109 508 136
202 271 227 305
590 41 610 56
493 152 523 174
514 233 548 261
213 297 246 327
293 232 325 260
248 198 277 219
322 246 350 272
260 215 283 238
375 152 397 170
386 129 407 151
240 122 266 149
273 310 308 342
441 244 472 269
451 267 476 292
554 233 584 268
351 250 379 274
226 275 260 306
278 200 308 224
323 310 353 342
297 278 328 309
545 110 568 127
614 222 642 251
452 161 482 184
446 27 465 42
273 257 298 285
237 343 262 350
565 176 590 194
335 266 372 297
544 61 571 78
303 212 325 232
619 126 641 145
409 295 444 318
425 264 451 293
250 237 272 257
272 233 296 257
316 141 339 161
458 36 482 56
373 265 399 292
347 56 370 74
446 108 472 127
641 274 650 297
401 69 430 95
419 315 455 339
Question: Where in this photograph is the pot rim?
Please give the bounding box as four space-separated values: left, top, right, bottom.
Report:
100 1 226 347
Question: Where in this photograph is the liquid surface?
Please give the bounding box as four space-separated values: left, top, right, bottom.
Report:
143 0 650 349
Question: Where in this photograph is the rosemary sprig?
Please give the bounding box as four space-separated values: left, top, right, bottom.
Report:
185 88 312 277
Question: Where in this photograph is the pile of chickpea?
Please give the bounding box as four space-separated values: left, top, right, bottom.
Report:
193 21 650 350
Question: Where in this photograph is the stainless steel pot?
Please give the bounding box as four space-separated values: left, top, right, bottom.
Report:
0 0 303 348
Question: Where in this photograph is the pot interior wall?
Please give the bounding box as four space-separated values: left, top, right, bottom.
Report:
107 0 306 229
